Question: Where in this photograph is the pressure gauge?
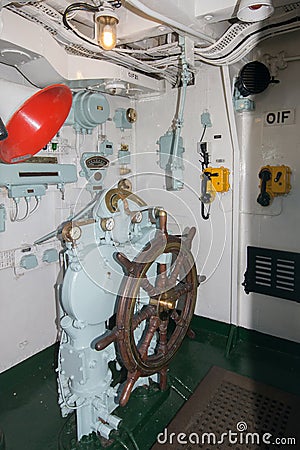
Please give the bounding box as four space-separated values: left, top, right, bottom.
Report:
132 211 143 224
101 217 115 231
126 108 137 123
118 178 132 191
62 223 82 243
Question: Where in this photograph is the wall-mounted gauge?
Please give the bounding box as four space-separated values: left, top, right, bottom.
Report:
126 108 137 123
132 211 143 223
62 223 82 243
101 217 115 232
80 153 110 192
118 178 132 191
85 155 109 170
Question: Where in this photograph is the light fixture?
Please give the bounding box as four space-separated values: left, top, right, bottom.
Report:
95 3 119 51
105 81 127 95
237 0 274 22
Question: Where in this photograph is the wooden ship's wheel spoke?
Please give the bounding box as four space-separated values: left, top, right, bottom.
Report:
95 209 199 406
140 276 160 297
138 316 160 360
168 253 185 287
132 305 156 329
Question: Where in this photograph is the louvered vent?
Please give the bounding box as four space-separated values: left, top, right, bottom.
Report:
243 247 300 302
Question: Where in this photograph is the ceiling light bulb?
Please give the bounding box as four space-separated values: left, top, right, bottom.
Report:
95 6 119 51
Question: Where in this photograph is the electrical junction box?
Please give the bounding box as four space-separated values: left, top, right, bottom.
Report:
98 139 113 156
14 241 61 275
42 248 59 264
118 145 131 165
113 108 133 131
20 254 38 270
157 131 184 171
0 163 77 199
203 167 230 193
201 110 212 127
65 91 110 133
8 185 46 199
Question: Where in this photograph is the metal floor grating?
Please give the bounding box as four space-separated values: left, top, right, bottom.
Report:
183 381 291 449
152 366 299 450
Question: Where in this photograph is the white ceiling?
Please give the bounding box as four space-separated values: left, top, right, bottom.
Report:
0 0 299 92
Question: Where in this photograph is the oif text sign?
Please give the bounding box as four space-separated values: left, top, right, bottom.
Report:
264 109 295 126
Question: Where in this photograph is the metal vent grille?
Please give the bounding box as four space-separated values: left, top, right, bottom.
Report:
243 246 300 302
283 2 300 12
65 45 100 59
30 1 62 20
197 23 253 56
7 5 58 36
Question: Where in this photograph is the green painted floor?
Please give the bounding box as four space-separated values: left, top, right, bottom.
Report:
0 317 300 450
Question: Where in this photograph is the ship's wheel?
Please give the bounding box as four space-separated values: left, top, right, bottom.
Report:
95 210 198 406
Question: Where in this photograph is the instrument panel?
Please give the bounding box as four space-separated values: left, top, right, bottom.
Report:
85 155 109 170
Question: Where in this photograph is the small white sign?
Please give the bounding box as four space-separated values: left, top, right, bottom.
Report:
264 109 296 126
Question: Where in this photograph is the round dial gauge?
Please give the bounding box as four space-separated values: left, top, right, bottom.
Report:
101 217 115 231
69 225 82 241
62 223 82 242
126 108 137 123
118 178 132 191
132 211 143 223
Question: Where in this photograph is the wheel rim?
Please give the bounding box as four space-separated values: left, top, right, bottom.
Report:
116 236 197 375
94 211 199 407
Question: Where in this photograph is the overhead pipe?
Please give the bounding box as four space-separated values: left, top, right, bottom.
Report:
284 55 300 62
125 0 215 44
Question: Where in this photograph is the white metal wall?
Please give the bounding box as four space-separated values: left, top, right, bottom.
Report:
2 26 300 375
0 61 236 372
0 65 133 372
234 32 300 342
134 65 234 324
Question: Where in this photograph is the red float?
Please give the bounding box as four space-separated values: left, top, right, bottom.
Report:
0 84 72 164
